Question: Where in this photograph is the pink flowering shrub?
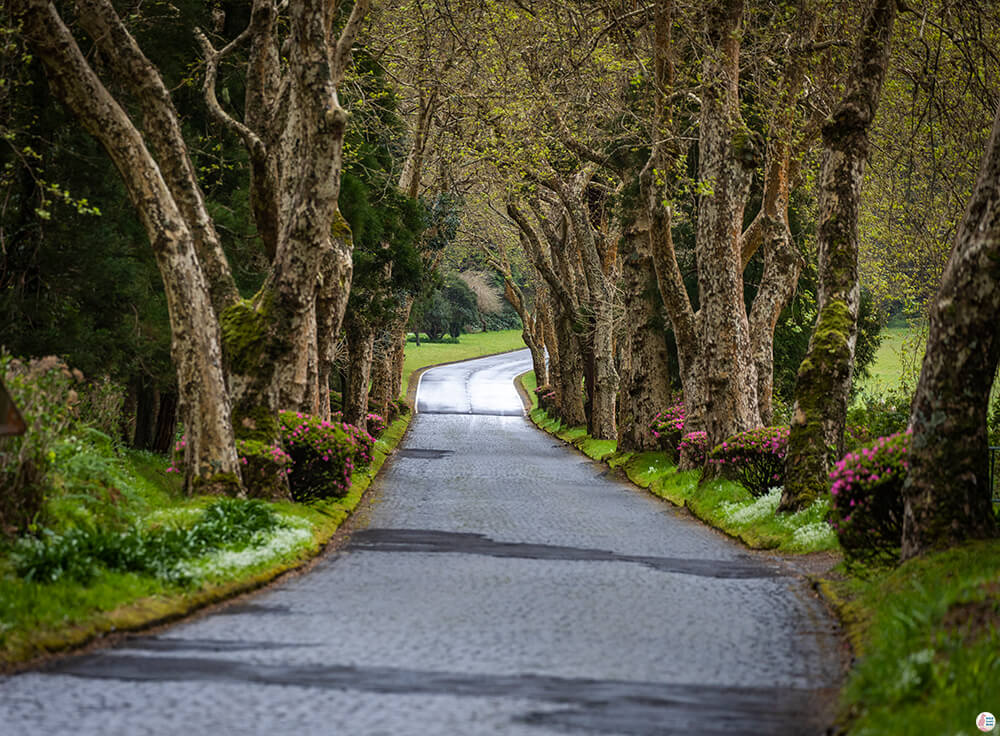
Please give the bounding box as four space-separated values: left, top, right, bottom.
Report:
650 403 686 455
235 439 292 499
708 426 789 497
677 431 708 466
278 411 375 501
828 430 911 565
366 413 388 437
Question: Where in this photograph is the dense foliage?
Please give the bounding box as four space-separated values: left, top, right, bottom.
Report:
708 426 789 498
828 431 911 566
11 499 283 585
278 411 374 502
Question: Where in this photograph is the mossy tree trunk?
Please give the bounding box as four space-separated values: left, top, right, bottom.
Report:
15 0 242 496
508 201 587 426
781 0 896 511
617 217 673 452
901 103 1000 559
694 0 761 451
342 314 375 432
643 0 706 460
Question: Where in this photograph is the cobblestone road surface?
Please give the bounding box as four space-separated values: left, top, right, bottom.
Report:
0 349 843 735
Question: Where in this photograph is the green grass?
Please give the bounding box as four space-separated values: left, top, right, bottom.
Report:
860 325 925 392
825 540 1000 735
0 412 413 668
521 372 837 554
402 329 525 396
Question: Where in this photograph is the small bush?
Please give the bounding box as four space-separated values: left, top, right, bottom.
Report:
0 355 83 535
278 411 374 502
651 403 685 455
828 431 910 566
235 439 292 499
708 426 789 497
534 385 556 412
677 430 708 467
846 386 912 450
366 413 387 437
11 498 283 584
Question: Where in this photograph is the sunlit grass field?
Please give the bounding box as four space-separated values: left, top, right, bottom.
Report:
400 329 525 396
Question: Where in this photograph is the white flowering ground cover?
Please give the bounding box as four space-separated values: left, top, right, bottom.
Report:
173 515 316 582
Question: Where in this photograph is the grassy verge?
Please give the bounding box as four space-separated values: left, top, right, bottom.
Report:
0 413 411 670
401 329 525 397
521 370 1000 735
823 541 1000 735
519 371 836 554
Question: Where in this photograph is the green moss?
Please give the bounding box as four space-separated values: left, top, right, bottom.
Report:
190 471 241 496
331 209 353 240
232 404 279 443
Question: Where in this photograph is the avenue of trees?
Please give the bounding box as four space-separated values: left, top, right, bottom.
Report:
2 0 998 562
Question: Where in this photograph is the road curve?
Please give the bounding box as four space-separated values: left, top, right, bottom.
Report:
0 348 843 735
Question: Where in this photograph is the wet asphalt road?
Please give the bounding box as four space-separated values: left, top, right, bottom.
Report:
0 349 842 735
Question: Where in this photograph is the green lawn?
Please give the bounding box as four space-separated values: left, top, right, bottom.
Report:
401 329 525 396
860 325 926 392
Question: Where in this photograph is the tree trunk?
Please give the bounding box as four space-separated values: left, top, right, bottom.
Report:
782 0 896 511
369 328 396 419
316 227 354 420
618 219 673 452
552 315 587 426
342 316 375 431
695 0 759 451
151 391 178 455
15 0 242 495
900 102 1000 559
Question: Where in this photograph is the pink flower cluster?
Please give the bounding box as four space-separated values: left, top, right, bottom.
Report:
829 429 911 499
826 430 911 564
651 403 687 452
366 413 387 437
279 410 375 499
707 425 789 497
677 430 708 465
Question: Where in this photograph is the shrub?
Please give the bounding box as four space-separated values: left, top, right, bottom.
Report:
366 412 387 437
76 376 126 441
0 355 83 535
278 411 374 502
677 430 708 467
845 385 912 451
534 385 557 412
235 439 292 500
828 431 910 566
651 403 686 455
708 426 790 497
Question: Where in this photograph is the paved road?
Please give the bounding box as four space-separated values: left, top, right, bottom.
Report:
0 349 843 735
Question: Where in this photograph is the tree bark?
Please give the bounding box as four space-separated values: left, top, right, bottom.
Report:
901 102 1000 559
617 217 672 452
342 315 375 432
15 0 242 495
782 0 897 511
694 0 760 451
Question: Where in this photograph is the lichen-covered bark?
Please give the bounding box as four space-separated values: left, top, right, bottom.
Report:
901 103 1000 559
316 226 354 420
617 219 672 452
694 0 760 451
782 0 896 511
15 0 242 496
342 315 374 432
